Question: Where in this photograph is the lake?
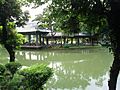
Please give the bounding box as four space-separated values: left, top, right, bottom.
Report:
0 46 120 90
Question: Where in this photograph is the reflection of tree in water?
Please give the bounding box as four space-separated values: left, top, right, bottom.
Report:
95 77 105 87
15 48 112 89
46 49 112 90
47 62 89 89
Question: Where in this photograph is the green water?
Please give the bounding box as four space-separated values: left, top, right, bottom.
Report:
1 47 120 90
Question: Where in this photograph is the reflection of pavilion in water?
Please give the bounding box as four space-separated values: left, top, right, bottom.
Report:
16 51 55 61
16 49 93 61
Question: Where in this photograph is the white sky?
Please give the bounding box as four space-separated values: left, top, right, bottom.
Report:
17 3 48 32
17 1 52 32
22 3 48 21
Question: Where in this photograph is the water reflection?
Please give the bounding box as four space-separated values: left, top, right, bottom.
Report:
0 47 9 63
47 60 110 90
16 51 55 61
15 48 113 90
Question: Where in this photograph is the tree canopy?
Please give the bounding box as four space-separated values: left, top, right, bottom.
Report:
34 0 108 35
31 0 120 90
0 0 29 26
0 0 29 62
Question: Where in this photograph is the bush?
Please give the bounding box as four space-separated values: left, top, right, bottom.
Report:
5 62 22 76
0 63 53 90
0 64 5 75
0 62 22 89
0 64 6 86
6 74 24 90
18 64 53 90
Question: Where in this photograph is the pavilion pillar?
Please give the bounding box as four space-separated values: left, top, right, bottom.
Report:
46 38 49 45
42 37 45 45
60 36 63 47
77 37 80 46
71 37 73 45
39 34 41 45
63 37 66 45
28 34 31 44
90 36 94 46
36 32 39 46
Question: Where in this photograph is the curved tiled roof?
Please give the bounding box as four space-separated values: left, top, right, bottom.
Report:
17 21 51 33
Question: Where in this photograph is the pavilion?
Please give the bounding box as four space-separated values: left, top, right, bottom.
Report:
17 22 98 49
17 21 51 49
44 32 96 46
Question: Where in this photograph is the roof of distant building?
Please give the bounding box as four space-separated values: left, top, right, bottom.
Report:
17 21 51 33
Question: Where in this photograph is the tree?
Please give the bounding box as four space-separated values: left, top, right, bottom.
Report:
0 0 29 62
31 0 120 90
34 7 59 36
107 1 120 90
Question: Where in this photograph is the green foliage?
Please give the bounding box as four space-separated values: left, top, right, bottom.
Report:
0 0 5 5
3 22 27 49
6 74 24 90
0 0 29 27
0 0 29 62
0 62 22 89
0 0 29 44
16 34 27 46
0 26 3 40
26 0 49 6
33 0 109 35
0 63 53 90
5 62 22 76
0 26 2 30
19 64 53 89
0 64 5 75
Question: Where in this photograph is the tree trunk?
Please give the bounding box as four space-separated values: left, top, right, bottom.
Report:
4 44 15 62
1 19 15 62
108 30 120 90
108 53 120 90
108 1 120 90
5 44 15 62
1 19 8 44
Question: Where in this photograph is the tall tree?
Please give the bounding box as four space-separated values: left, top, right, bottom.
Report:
34 7 61 36
0 0 29 62
107 0 120 90
31 0 120 90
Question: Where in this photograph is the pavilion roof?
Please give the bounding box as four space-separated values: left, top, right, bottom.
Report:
17 21 51 34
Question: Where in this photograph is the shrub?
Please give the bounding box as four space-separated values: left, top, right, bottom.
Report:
5 62 22 76
0 62 22 89
6 74 24 90
0 64 5 75
0 64 6 87
19 64 53 90
0 63 53 90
